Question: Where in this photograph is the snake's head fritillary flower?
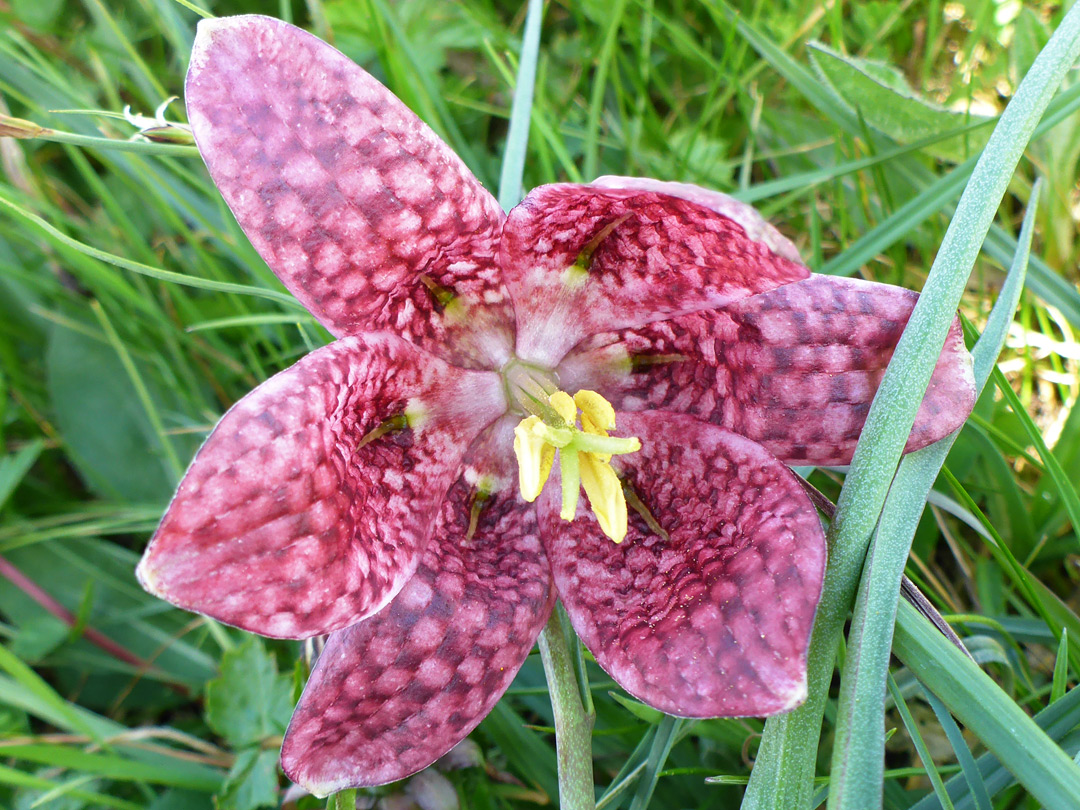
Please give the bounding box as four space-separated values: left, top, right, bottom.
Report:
136 15 976 795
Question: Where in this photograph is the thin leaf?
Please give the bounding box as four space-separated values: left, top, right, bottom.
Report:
497 0 544 211
894 601 1080 809
826 181 1040 810
921 688 992 810
628 715 682 810
745 4 1080 806
885 675 955 810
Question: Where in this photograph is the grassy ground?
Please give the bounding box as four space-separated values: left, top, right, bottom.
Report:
1 1 1079 808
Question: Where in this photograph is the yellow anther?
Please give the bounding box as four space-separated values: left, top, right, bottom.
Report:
512 387 640 543
574 390 616 434
580 452 628 542
548 391 577 424
513 416 555 502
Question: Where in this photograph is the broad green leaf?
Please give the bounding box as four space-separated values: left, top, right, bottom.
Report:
809 42 992 163
205 638 293 749
214 749 279 810
45 322 176 502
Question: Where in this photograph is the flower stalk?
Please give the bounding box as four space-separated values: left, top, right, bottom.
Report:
538 604 596 810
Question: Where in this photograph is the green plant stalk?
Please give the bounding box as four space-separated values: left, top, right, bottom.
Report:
894 601 1080 809
15 127 200 156
538 605 596 810
826 182 1040 810
743 4 1080 808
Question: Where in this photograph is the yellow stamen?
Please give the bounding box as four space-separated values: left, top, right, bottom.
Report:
548 391 577 424
580 452 628 542
512 388 640 543
574 390 616 433
513 416 555 502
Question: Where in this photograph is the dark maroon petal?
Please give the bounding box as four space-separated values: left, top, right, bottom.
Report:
137 334 505 639
281 471 555 792
186 16 512 368
539 412 826 717
500 184 810 366
558 275 975 466
590 176 805 265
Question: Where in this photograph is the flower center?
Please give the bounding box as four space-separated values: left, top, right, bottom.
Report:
512 389 640 543
500 359 560 415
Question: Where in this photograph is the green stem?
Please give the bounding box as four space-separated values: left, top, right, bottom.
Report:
538 604 596 810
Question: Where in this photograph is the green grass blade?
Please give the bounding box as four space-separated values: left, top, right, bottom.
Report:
0 194 300 307
988 366 1080 551
583 0 630 180
885 675 955 810
497 0 544 211
0 744 222 791
595 725 655 809
1052 630 1070 704
894 600 1080 809
628 715 682 810
0 764 143 810
0 440 43 511
921 688 992 810
825 182 1039 810
745 5 1080 807
909 686 1080 810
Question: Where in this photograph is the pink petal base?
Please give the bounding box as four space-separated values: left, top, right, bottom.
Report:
281 477 554 793
540 412 826 717
500 183 809 366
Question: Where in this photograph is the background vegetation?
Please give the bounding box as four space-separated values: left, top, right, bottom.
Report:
0 0 1078 808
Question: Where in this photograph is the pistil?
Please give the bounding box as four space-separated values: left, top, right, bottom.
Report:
512 389 640 543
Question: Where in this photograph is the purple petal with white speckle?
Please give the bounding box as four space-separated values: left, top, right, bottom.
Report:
281 477 554 792
500 183 809 366
138 334 504 639
186 15 513 367
559 275 975 466
540 412 826 717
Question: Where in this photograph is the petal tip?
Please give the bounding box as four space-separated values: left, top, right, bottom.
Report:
134 552 163 598
771 675 809 715
280 755 338 800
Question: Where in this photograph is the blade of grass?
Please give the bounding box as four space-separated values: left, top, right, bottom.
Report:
0 763 143 810
744 6 1080 807
885 675 955 810
497 0 544 211
988 365 1080 551
595 725 655 810
894 600 1080 809
1052 630 1070 704
921 687 992 810
909 685 1080 810
628 715 682 810
0 194 301 307
583 0 630 180
826 182 1040 810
